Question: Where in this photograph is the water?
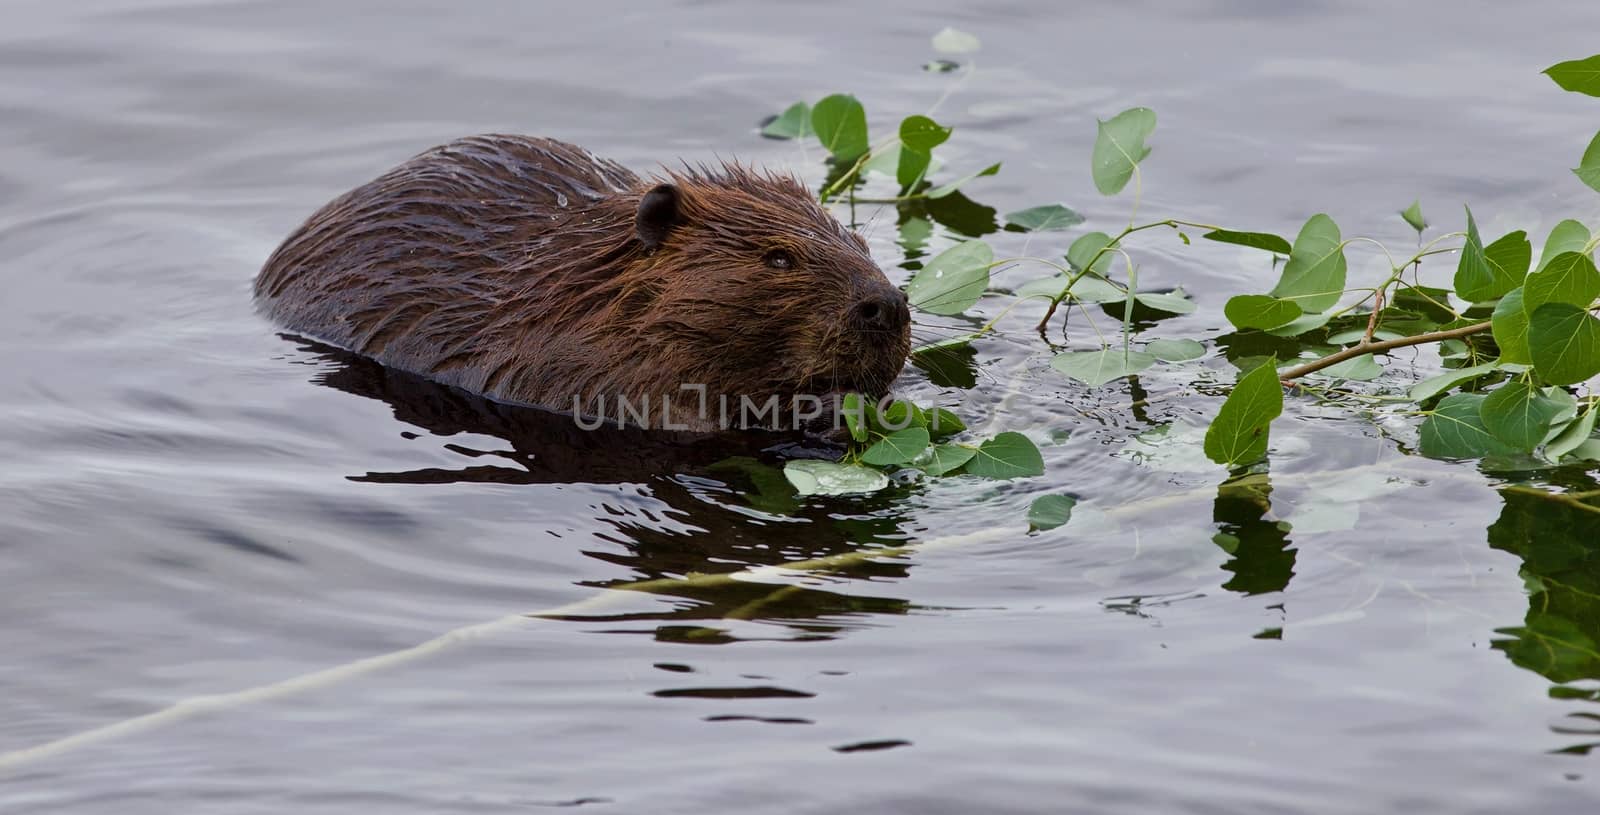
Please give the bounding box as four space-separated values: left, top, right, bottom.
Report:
5 0 1600 811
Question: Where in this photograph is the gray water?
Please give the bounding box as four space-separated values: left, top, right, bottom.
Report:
5 0 1600 811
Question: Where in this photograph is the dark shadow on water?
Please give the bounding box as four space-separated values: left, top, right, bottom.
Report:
286 336 920 641
1487 473 1600 755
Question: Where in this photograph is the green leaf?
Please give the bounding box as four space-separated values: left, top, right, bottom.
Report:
1201 229 1292 255
1529 302 1600 386
898 114 951 152
1545 55 1600 97
896 146 932 192
926 162 1000 199
783 460 890 495
1004 204 1085 232
861 427 931 466
1537 220 1591 273
1203 358 1284 468
965 432 1045 479
811 94 869 163
1575 130 1600 194
1310 353 1382 381
1547 406 1599 461
1408 361 1501 403
1326 328 1404 345
1147 338 1206 362
1419 393 1521 459
894 119 945 189
1492 288 1533 365
1270 214 1346 313
1484 230 1532 290
932 27 981 54
1524 251 1600 312
926 408 965 439
911 333 978 356
1455 207 1521 302
874 399 926 433
1224 294 1301 330
1066 231 1116 277
1014 274 1124 303
1263 310 1332 337
1401 200 1427 234
1050 348 1157 387
1091 107 1157 196
1027 495 1077 531
916 443 976 476
841 393 869 442
906 240 993 315
762 102 812 140
1480 380 1564 452
1134 292 1197 314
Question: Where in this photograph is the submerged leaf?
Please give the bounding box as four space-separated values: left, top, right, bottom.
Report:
1004 204 1085 232
1134 292 1197 314
783 460 890 495
1146 338 1206 362
1027 495 1077 531
1051 348 1157 387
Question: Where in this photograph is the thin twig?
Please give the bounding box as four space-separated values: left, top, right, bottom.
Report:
1361 287 1385 345
1278 321 1492 382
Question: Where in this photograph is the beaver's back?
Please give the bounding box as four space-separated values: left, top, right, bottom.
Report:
254 135 638 369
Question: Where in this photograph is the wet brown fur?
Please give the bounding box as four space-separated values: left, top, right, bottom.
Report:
254 135 911 430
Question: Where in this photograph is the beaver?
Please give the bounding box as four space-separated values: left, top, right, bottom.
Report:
254 135 912 431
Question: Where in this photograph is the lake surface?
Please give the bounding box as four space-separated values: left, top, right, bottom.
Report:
5 0 1600 811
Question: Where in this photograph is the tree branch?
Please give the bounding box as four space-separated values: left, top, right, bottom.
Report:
1278 321 1492 382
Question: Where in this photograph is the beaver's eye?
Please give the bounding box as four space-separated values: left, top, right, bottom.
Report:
764 249 795 270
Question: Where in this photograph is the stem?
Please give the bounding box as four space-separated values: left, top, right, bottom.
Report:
1033 219 1220 331
1278 321 1492 381
1361 287 1384 344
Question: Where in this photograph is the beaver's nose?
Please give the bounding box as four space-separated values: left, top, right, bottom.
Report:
851 288 911 333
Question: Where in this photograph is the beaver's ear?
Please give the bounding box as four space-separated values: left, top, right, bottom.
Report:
635 184 680 250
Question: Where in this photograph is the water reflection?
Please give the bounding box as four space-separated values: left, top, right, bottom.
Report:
1213 472 1297 595
291 336 920 641
1488 477 1600 755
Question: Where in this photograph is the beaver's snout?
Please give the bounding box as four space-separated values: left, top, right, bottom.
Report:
849 287 911 335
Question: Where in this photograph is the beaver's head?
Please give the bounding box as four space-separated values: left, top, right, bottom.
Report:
607 166 912 408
